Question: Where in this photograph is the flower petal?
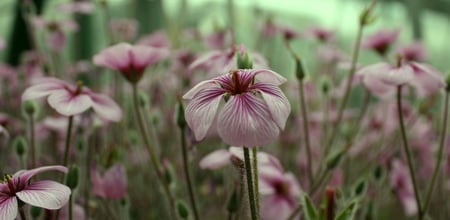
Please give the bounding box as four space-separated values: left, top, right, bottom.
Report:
362 73 396 99
253 69 287 85
13 165 68 185
218 94 280 147
93 43 132 71
252 83 291 129
0 196 17 220
130 45 169 68
89 93 122 122
16 180 71 210
199 149 232 170
260 195 293 220
100 165 127 199
182 80 218 100
185 87 224 141
22 80 67 101
47 90 93 116
409 62 445 97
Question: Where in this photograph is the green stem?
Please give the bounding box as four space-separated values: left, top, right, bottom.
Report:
179 126 200 220
62 116 74 168
324 21 364 153
244 147 258 220
131 84 177 219
20 207 27 220
422 90 449 217
28 113 36 168
397 86 423 219
298 77 314 186
69 194 73 220
252 148 260 216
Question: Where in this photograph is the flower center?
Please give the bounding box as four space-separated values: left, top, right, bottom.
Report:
74 81 84 96
274 181 290 197
230 70 250 95
2 174 16 195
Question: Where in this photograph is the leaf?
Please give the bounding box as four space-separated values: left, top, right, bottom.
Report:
335 201 358 220
302 194 318 220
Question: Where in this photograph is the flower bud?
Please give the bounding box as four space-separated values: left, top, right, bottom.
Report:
326 150 345 170
359 1 377 26
176 200 190 219
319 76 332 95
353 178 367 197
237 51 253 69
295 58 306 80
138 90 149 108
66 165 79 189
13 136 28 157
22 100 39 118
176 102 186 129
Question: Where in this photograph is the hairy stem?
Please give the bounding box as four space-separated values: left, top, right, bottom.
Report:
244 148 258 220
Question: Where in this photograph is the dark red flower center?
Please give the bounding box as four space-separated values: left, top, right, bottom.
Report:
274 181 290 197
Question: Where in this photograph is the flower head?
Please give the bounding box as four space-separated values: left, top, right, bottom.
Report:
183 69 290 147
93 43 169 84
363 29 399 56
91 164 127 200
22 77 122 121
0 166 71 220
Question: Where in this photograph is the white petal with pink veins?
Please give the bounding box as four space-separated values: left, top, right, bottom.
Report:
185 88 224 141
253 69 287 85
89 93 122 122
47 90 93 116
218 94 280 147
16 180 71 210
252 83 291 129
0 196 18 220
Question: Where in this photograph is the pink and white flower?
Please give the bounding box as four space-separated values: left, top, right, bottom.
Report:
22 77 122 121
93 43 169 84
363 29 399 56
91 164 127 200
183 69 290 147
0 166 71 220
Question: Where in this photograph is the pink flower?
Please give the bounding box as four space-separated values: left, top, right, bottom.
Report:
203 29 232 50
93 43 169 83
0 166 71 220
91 164 127 200
32 17 78 52
189 45 268 77
397 42 428 62
259 166 301 220
0 38 5 52
183 69 290 147
363 29 400 56
357 61 445 98
22 77 122 121
389 160 418 217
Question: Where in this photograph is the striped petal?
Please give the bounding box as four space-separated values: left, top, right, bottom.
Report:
0 196 17 220
218 94 280 147
89 93 122 122
253 69 287 85
16 180 71 210
47 90 93 116
185 88 224 141
252 83 291 129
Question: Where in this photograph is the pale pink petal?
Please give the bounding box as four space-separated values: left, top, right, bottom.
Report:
16 180 71 210
93 43 132 71
22 81 66 101
100 165 127 199
47 90 93 116
402 195 418 217
89 93 122 122
362 73 396 99
252 83 291 129
199 149 232 170
185 88 224 141
218 94 280 147
379 65 414 85
91 166 106 198
14 165 68 184
260 195 293 220
0 196 17 220
130 45 169 69
253 69 287 85
409 62 445 96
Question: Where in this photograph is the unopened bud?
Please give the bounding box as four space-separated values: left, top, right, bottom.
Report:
237 51 253 69
176 200 190 219
295 58 306 80
326 150 344 170
319 76 332 94
353 178 367 196
13 136 28 157
176 102 186 129
66 165 79 189
23 100 38 118
359 1 377 26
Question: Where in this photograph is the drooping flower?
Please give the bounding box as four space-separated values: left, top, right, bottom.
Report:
137 31 171 49
0 166 71 220
32 17 79 53
91 164 127 200
259 168 301 220
363 29 400 56
93 43 169 84
356 60 445 98
22 77 122 122
183 69 290 147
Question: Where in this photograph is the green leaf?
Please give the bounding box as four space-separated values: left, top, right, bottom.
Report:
335 201 358 220
302 194 318 220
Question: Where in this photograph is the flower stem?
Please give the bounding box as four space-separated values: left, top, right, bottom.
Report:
131 84 177 219
28 113 36 168
324 20 364 154
244 147 258 220
252 148 260 216
422 90 449 217
396 86 423 219
19 207 27 220
69 194 73 220
298 76 314 186
179 126 200 220
62 116 74 168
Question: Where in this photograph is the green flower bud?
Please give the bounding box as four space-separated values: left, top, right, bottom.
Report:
176 102 186 129
66 165 79 189
13 136 28 157
237 51 253 69
326 150 345 170
353 179 367 197
22 100 39 118
445 73 450 92
176 200 190 219
295 58 306 80
359 1 377 26
319 76 332 95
